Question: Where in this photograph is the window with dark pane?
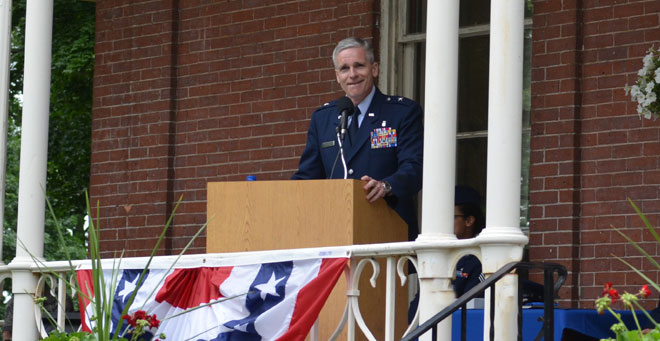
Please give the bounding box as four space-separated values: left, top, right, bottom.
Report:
391 0 534 231
458 35 489 133
406 0 427 34
459 0 490 27
456 137 488 198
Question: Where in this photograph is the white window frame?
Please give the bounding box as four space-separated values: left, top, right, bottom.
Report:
379 0 533 232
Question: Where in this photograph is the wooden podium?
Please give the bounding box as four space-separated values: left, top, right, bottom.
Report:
206 179 407 251
207 179 410 340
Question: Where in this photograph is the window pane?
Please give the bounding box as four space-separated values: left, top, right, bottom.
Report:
391 0 534 231
522 29 532 128
406 0 427 34
457 35 489 133
520 28 533 231
413 42 426 106
460 0 490 27
456 137 488 200
520 129 531 231
398 42 426 106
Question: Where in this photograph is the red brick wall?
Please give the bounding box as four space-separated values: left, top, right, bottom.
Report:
91 0 379 257
530 0 660 308
92 0 660 308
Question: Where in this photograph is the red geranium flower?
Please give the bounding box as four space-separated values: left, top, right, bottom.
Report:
121 314 137 327
608 288 619 303
133 310 147 320
602 282 613 297
150 314 161 328
601 282 619 303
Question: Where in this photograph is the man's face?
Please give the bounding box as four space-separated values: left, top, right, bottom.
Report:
335 47 379 105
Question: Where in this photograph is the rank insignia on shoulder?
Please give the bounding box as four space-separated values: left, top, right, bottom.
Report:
323 102 329 106
321 141 336 148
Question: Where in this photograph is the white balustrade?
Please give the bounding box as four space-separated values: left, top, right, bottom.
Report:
0 236 526 340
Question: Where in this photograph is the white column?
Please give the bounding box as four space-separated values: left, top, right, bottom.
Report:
480 0 529 339
419 0 459 240
416 0 460 339
9 0 54 339
0 0 12 266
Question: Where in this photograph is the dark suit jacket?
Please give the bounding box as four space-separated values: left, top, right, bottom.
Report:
292 88 424 240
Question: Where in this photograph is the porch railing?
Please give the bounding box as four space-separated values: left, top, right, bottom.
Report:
0 239 536 340
402 262 568 341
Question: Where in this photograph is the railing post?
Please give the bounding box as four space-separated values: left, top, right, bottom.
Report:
384 257 396 341
543 266 555 341
346 258 357 340
8 0 54 339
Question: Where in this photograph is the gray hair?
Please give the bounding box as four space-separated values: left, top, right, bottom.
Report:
332 37 375 69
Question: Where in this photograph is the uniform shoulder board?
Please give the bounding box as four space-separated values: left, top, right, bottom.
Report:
385 96 416 107
322 99 339 108
313 99 339 115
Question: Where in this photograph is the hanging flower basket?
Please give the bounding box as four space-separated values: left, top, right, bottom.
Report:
626 48 660 120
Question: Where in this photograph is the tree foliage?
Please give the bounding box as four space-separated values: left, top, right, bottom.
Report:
4 0 95 263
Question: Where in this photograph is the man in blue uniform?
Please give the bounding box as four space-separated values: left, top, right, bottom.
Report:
292 37 424 241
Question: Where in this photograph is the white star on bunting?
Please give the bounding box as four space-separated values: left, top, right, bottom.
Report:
117 275 139 301
254 272 285 301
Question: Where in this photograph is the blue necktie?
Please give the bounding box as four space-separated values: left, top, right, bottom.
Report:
348 107 360 145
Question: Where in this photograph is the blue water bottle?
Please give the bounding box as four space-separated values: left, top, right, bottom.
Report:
246 175 257 181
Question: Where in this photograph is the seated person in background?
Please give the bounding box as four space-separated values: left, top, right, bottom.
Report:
453 186 486 297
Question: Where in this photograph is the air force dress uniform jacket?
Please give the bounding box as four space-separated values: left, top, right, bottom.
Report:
292 88 424 241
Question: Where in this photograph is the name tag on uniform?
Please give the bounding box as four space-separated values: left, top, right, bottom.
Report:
371 128 397 149
321 141 335 148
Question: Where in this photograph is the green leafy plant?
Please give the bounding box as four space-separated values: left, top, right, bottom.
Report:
23 192 207 340
42 330 98 341
595 199 660 340
597 282 660 340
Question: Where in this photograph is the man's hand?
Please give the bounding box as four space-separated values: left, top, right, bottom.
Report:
361 175 388 203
